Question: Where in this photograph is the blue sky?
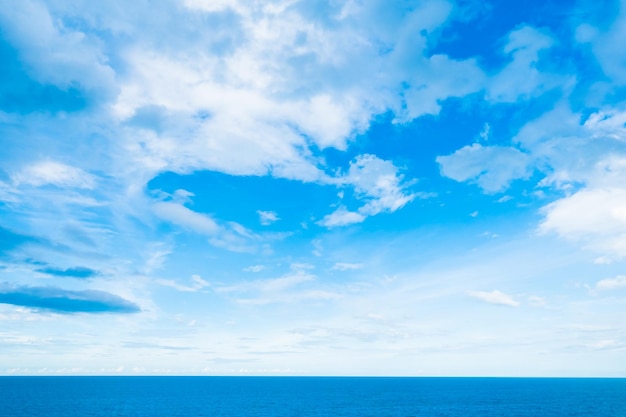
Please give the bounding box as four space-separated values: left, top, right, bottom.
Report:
1 0 625 376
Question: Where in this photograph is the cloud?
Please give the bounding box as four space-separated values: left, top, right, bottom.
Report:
0 284 140 313
585 0 626 86
318 207 366 228
437 144 532 193
320 154 416 227
345 154 416 215
486 26 561 103
0 0 116 99
596 275 626 290
244 265 265 273
332 263 363 271
12 161 95 189
540 187 626 260
257 210 279 226
468 290 520 307
183 0 239 13
102 0 487 186
157 275 210 292
35 266 98 279
215 270 337 305
513 105 626 190
153 202 220 235
218 271 315 294
0 226 39 253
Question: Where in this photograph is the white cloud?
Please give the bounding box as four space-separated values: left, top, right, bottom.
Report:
0 0 115 97
332 263 363 271
345 154 415 215
157 274 210 292
13 161 95 189
153 202 219 235
539 186 626 260
468 290 520 307
479 123 491 142
102 0 487 187
320 154 416 227
183 0 240 13
141 247 171 275
487 26 562 103
244 265 265 273
516 106 626 190
257 210 279 226
510 102 626 261
214 270 336 304
152 201 262 252
596 275 626 290
318 207 366 228
437 144 532 193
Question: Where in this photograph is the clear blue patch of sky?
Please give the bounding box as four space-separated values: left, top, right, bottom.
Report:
431 0 613 68
148 171 340 233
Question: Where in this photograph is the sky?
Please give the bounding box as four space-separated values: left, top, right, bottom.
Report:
1 0 626 377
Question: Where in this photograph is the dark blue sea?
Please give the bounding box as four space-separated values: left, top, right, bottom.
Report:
1 377 625 416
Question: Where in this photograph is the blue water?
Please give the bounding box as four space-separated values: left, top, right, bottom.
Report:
1 377 625 416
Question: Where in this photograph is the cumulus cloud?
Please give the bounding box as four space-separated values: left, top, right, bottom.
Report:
487 26 560 103
101 0 488 186
540 187 626 244
0 284 140 313
535 108 626 260
596 275 626 290
345 154 416 215
257 210 279 226
437 144 532 193
320 154 415 227
468 290 520 307
319 207 366 228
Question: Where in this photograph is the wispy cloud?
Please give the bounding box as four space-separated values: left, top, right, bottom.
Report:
157 275 210 293
12 161 95 189
468 290 520 307
153 202 220 235
215 270 338 305
244 265 265 273
332 263 363 271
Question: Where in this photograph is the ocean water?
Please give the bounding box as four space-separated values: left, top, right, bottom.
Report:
1 377 625 416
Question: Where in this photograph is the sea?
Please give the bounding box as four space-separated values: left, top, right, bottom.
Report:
1 377 625 416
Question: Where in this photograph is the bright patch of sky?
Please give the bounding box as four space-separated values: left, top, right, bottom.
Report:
1 0 625 376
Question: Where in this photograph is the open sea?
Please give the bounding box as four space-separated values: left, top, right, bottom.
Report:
1 377 625 416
